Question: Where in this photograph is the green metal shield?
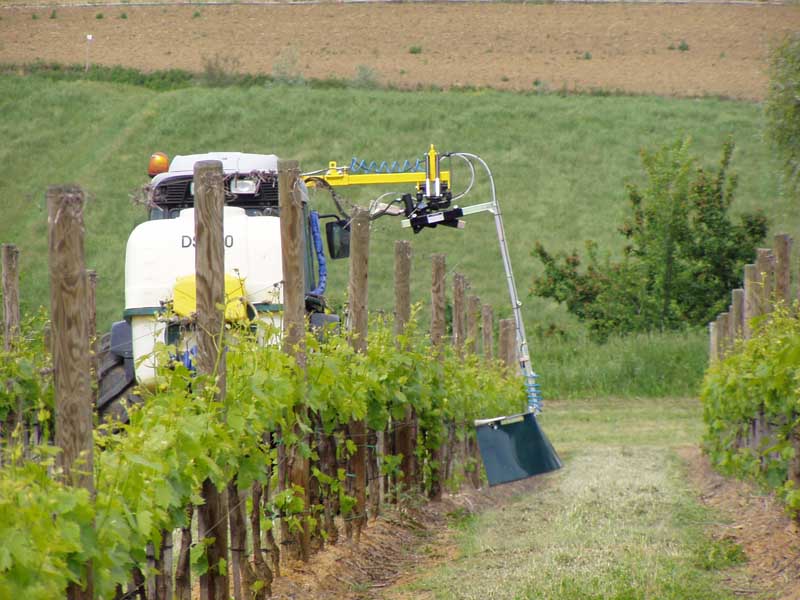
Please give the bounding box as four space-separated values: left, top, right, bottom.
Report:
476 412 561 486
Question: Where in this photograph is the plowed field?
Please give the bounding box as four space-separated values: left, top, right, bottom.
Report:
2 2 799 100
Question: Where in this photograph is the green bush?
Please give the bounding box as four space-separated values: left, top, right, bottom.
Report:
531 137 767 340
766 33 800 197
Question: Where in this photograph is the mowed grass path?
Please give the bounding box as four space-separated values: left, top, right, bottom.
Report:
389 398 746 600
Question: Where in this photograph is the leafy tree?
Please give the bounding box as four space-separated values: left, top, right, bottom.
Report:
531 137 767 341
766 33 800 197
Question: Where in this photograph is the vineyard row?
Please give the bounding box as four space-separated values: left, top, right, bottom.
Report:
702 233 800 515
0 166 527 599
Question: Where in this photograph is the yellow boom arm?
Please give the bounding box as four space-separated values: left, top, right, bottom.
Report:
303 145 450 191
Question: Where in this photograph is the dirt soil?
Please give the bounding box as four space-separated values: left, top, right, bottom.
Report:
680 446 800 600
2 2 800 100
269 477 544 599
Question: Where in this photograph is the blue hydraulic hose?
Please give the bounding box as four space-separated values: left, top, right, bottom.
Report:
309 211 327 296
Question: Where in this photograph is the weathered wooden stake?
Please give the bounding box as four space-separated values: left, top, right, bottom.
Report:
394 240 412 337
429 254 446 501
466 295 480 356
499 318 516 369
709 321 718 364
347 207 370 539
430 254 446 351
717 312 729 358
756 248 775 315
481 304 494 360
278 158 311 560
228 480 255 600
466 294 483 489
774 234 793 308
442 272 466 486
2 243 20 351
86 270 98 409
394 240 417 493
730 289 744 342
194 160 229 600
174 506 193 600
1 243 21 445
146 543 157 600
743 264 758 340
86 270 97 348
452 272 466 354
156 529 173 600
47 185 94 600
250 481 273 599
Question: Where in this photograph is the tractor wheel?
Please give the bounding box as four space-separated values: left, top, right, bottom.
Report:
95 332 139 424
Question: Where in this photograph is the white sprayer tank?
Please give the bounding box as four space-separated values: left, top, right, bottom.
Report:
125 205 284 385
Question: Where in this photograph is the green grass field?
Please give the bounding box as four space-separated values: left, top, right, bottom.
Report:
0 71 789 398
389 398 750 599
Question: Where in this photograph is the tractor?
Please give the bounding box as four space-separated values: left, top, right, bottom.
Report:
96 151 340 422
95 147 560 484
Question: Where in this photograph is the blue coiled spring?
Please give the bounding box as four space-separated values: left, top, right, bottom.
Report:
526 373 542 413
349 157 426 174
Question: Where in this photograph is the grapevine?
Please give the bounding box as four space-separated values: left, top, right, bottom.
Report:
0 311 525 598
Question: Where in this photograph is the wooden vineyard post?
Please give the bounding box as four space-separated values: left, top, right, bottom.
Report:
86 270 99 410
448 271 464 485
393 240 417 495
2 243 20 351
774 234 793 308
442 273 467 484
717 312 729 359
86 270 97 348
466 295 481 356
155 529 174 600
730 289 744 342
482 304 494 360
394 241 412 335
278 158 311 561
743 264 758 340
452 272 466 353
466 294 483 489
1 243 21 443
193 160 229 600
756 248 775 315
250 482 273 599
429 254 446 501
431 254 446 350
347 207 370 540
228 479 255 600
278 159 307 367
47 186 94 600
499 318 516 369
752 250 776 464
174 506 193 600
709 320 718 365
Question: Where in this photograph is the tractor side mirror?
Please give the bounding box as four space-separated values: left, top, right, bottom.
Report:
325 220 350 259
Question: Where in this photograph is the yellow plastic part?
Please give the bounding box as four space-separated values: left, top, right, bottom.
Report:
303 145 449 189
426 144 439 181
173 274 249 320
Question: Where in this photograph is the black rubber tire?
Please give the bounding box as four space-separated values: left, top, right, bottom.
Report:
96 332 139 424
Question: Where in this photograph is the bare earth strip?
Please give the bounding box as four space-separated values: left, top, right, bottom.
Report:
1 2 799 100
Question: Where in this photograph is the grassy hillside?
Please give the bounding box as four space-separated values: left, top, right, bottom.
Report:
0 73 787 397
